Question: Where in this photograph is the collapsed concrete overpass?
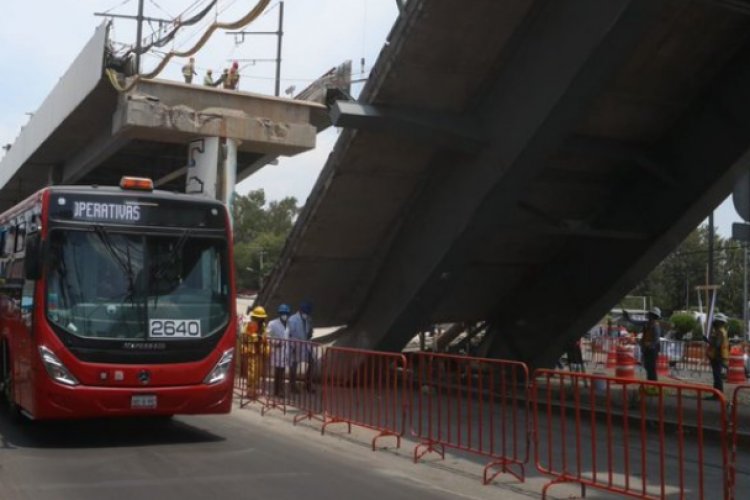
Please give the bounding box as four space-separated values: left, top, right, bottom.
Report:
260 0 750 367
0 22 328 212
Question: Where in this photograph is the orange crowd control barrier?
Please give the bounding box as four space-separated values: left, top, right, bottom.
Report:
234 337 325 423
730 384 750 500
321 347 408 450
409 352 530 485
533 370 730 500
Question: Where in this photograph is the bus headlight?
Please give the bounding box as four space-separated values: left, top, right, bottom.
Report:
204 348 234 385
39 346 79 386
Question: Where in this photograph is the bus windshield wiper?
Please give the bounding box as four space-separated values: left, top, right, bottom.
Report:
93 225 137 294
150 228 192 307
93 225 144 336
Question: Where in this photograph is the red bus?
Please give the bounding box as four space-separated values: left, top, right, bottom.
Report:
0 178 236 419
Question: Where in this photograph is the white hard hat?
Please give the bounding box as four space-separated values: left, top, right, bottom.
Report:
649 307 662 319
713 313 728 324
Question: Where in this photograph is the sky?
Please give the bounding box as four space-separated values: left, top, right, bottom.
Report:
0 0 396 204
0 0 745 237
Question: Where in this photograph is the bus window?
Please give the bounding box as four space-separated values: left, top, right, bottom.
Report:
14 224 26 253
4 227 15 256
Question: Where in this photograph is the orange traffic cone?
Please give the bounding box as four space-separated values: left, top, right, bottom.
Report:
615 345 636 379
657 354 669 377
727 347 747 384
606 348 617 369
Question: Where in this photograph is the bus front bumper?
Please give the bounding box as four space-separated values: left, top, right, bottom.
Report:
32 378 233 420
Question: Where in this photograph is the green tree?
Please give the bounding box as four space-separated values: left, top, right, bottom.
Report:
231 189 299 291
630 225 747 321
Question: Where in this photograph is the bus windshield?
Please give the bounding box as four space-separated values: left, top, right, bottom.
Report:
46 228 230 340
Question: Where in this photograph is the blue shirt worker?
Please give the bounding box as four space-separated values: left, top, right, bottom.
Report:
288 301 314 393
268 304 291 396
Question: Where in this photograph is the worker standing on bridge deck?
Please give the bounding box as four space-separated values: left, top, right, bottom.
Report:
706 313 729 398
203 69 215 87
268 304 291 397
243 306 269 398
225 61 240 90
182 57 197 84
289 301 314 393
622 307 662 381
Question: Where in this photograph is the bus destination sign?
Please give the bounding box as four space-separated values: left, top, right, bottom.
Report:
48 192 226 229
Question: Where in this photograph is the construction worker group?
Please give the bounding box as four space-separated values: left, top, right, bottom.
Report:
241 301 315 398
182 57 240 90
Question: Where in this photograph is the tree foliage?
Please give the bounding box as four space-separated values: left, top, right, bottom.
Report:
630 225 747 325
231 189 299 292
670 313 698 340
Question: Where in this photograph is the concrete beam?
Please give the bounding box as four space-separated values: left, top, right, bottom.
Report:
490 33 750 368
114 95 317 156
562 135 678 186
334 0 662 352
330 101 486 153
62 129 133 184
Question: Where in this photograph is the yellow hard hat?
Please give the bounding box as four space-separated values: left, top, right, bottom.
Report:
250 306 267 319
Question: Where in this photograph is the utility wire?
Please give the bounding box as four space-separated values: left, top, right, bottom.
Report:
107 0 272 88
102 0 134 15
148 0 174 18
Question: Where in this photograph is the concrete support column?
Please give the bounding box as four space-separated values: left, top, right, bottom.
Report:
185 137 238 212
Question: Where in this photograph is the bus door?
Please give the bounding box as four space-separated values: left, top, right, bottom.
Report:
0 215 36 411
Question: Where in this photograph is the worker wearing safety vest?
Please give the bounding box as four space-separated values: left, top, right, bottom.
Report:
706 313 730 397
243 306 269 398
225 61 240 90
622 307 662 381
182 57 197 84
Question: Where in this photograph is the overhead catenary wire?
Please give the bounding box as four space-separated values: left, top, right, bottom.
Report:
175 0 242 51
107 0 272 91
102 0 134 15
147 0 174 19
132 0 218 55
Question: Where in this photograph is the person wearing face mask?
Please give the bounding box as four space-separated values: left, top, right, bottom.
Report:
268 304 291 397
288 301 314 393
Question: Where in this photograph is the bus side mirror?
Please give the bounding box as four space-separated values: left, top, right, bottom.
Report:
24 233 42 280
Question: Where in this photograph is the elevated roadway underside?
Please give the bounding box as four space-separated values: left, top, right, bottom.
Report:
261 0 750 368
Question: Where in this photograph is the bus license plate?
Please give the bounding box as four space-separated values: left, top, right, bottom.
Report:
131 395 157 409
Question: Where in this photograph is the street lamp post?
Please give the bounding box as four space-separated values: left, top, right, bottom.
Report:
245 249 267 290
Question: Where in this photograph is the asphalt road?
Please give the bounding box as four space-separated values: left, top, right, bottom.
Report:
0 403 491 500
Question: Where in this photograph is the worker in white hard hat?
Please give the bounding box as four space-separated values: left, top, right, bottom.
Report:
622 307 662 381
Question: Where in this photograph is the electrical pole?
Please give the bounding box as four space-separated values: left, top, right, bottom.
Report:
135 0 145 74
275 1 284 97
94 0 173 75
226 1 284 96
744 245 748 337
708 211 715 286
259 250 265 289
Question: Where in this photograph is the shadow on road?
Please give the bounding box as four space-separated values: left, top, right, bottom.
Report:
0 403 224 450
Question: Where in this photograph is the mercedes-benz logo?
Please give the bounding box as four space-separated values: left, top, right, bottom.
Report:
138 370 151 385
